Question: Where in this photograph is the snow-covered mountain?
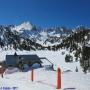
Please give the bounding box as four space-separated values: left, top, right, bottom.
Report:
11 22 72 46
12 22 33 32
0 22 90 51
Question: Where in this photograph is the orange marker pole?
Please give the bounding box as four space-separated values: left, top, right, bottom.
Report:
31 69 34 81
57 68 61 89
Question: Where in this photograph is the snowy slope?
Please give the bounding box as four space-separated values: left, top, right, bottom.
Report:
0 50 90 90
1 69 90 90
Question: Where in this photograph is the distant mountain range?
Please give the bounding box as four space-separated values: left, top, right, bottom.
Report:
11 22 73 46
0 21 90 50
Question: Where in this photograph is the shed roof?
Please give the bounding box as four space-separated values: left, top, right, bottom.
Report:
6 54 42 66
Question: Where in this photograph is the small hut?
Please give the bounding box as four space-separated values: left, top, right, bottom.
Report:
6 53 42 69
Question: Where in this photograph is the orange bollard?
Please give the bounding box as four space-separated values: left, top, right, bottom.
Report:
57 68 61 89
31 69 34 81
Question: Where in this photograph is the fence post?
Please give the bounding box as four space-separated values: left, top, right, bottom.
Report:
31 69 34 81
57 67 61 89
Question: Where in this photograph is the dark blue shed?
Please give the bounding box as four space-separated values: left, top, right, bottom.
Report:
6 54 42 67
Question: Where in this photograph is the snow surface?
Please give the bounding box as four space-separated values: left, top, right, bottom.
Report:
0 49 90 90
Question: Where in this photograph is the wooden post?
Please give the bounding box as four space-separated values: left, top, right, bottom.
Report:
57 68 61 89
31 69 34 81
0 66 5 78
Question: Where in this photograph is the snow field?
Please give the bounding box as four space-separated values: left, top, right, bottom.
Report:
0 49 90 90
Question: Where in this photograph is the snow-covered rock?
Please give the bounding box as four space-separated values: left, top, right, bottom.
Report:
12 22 33 32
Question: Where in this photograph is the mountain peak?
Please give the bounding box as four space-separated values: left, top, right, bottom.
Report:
12 22 33 31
